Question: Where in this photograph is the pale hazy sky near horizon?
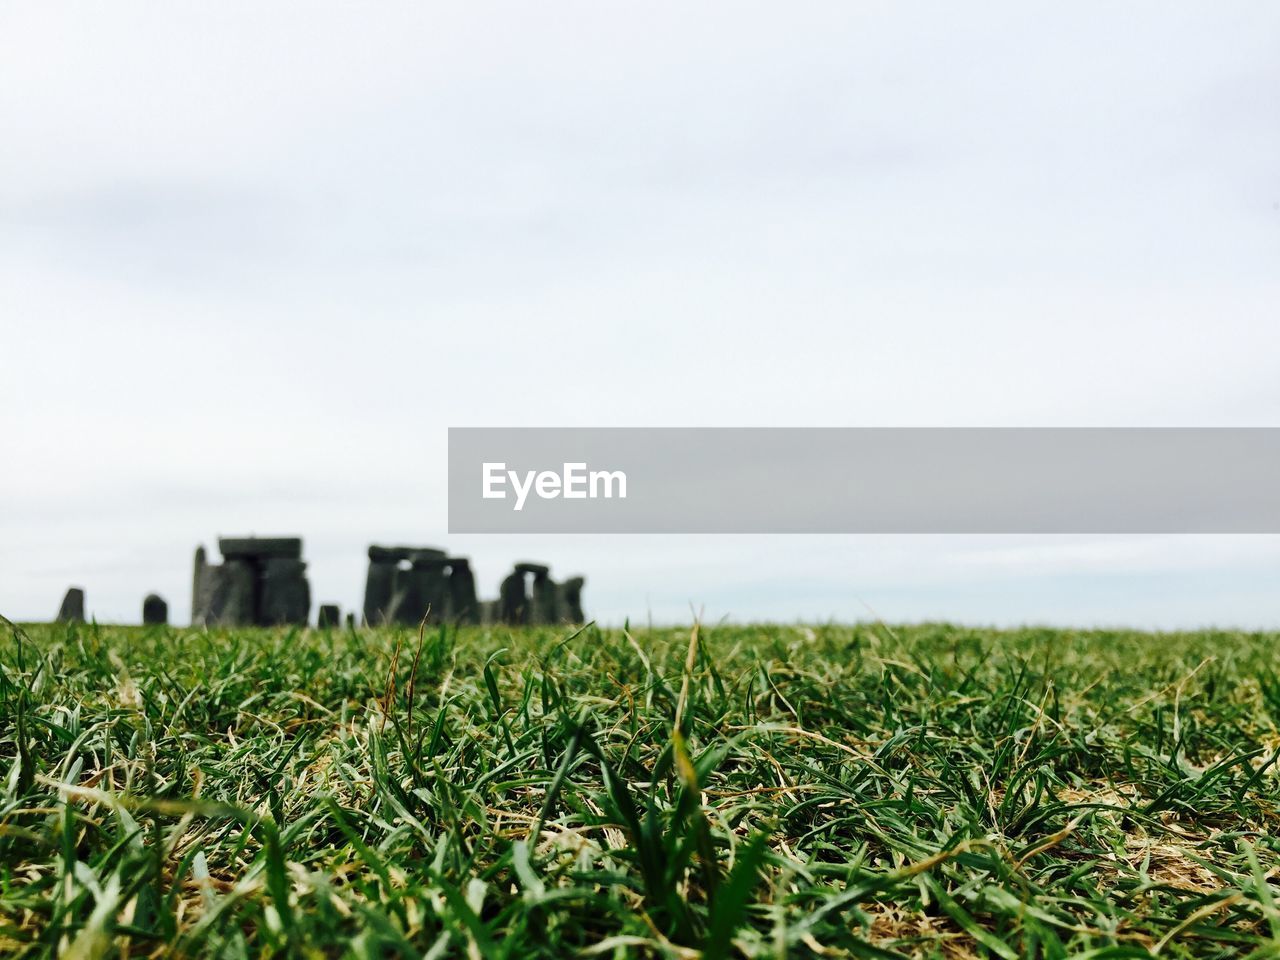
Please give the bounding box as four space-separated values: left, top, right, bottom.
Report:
3 2 1279 628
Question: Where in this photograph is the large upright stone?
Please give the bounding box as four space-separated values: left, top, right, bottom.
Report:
386 551 448 625
363 558 396 626
142 593 168 625
194 561 251 627
260 558 310 626
498 570 529 625
191 546 207 623
317 604 340 629
192 562 224 626
57 587 85 623
557 576 586 624
530 569 559 624
221 560 257 625
387 565 423 626
446 558 479 623
416 553 449 622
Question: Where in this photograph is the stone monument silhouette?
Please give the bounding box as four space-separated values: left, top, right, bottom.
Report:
191 537 311 627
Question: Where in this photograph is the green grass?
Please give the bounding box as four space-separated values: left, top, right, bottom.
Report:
3 617 1280 958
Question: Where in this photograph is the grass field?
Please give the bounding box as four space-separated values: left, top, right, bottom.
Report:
3 618 1280 958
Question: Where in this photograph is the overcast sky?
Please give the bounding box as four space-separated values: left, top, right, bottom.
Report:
3 2 1279 628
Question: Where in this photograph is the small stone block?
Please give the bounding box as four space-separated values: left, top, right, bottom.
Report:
143 593 168 625
218 537 303 560
57 587 86 623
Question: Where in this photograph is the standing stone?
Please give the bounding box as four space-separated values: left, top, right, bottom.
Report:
259 558 310 626
386 549 447 625
192 563 224 626
498 570 529 625
387 564 425 625
56 587 85 623
345 612 356 629
416 554 449 622
446 558 479 623
363 558 396 626
142 593 168 625
557 576 586 623
191 546 207 624
478 599 498 625
192 544 238 626
317 604 340 629
208 560 255 626
530 570 559 624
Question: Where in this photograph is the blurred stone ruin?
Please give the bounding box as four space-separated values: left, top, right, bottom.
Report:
362 546 479 626
491 562 585 626
52 536 586 628
191 537 311 627
360 547 586 626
